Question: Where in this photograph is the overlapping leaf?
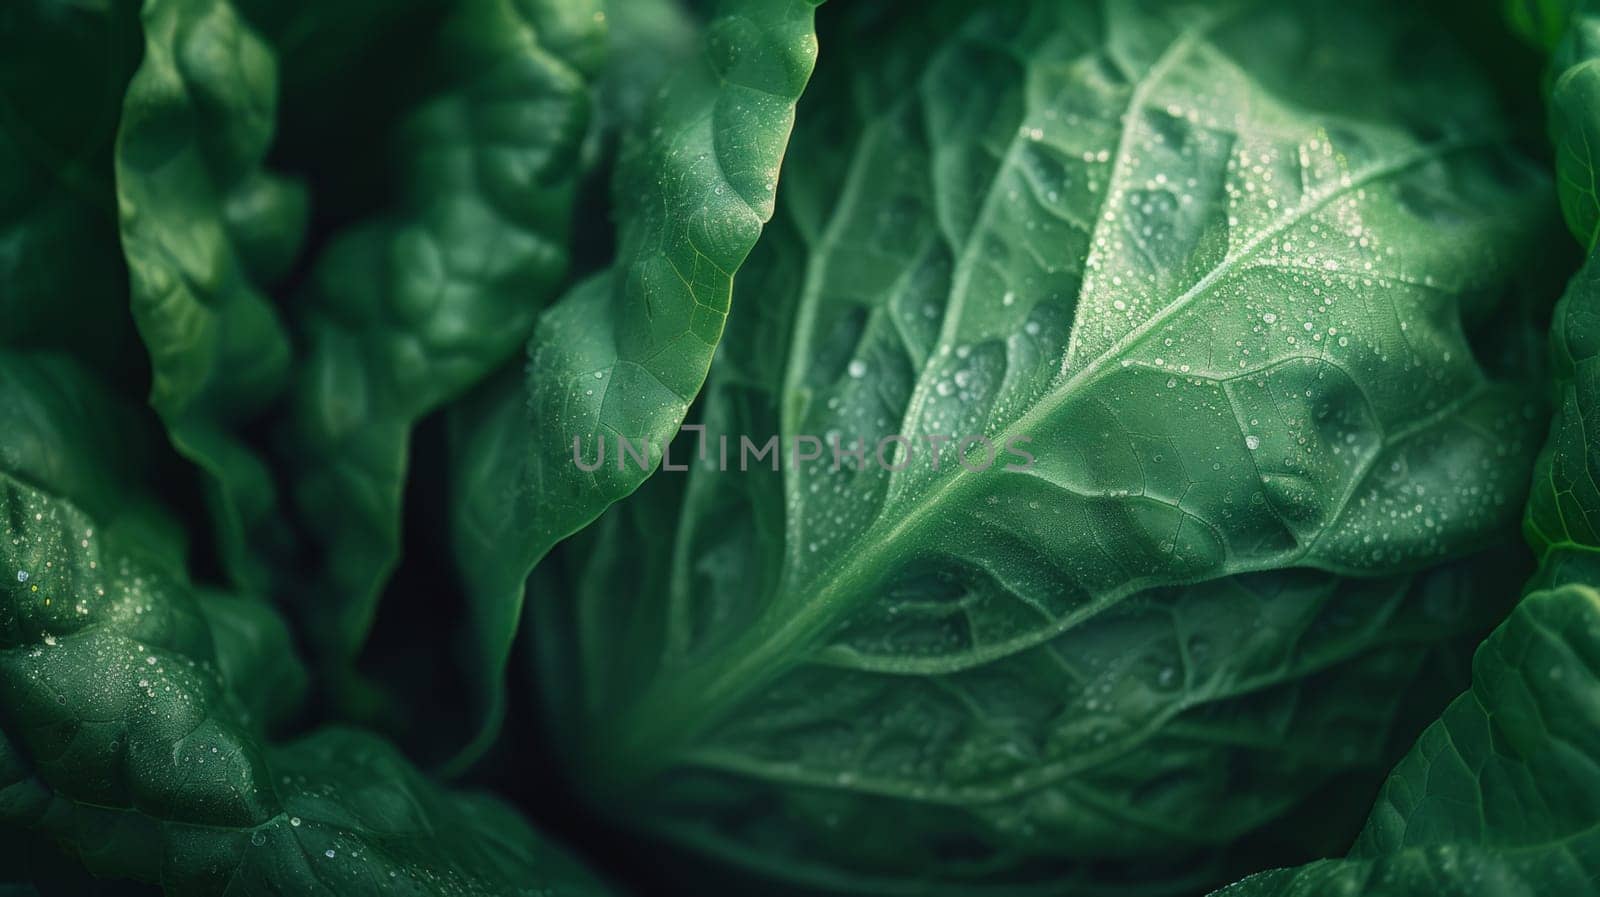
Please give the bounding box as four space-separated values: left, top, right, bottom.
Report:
447 0 824 765
280 0 603 665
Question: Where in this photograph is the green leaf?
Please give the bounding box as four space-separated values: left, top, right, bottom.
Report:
445 0 823 768
543 1 1560 890
0 438 612 897
1211 586 1600 897
115 0 308 592
281 0 603 664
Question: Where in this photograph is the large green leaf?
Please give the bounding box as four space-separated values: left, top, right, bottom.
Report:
281 0 603 664
115 0 308 593
446 0 823 767
542 0 1560 891
0 412 611 897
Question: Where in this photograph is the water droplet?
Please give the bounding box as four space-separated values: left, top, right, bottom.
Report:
15 570 27 583
1245 435 1261 450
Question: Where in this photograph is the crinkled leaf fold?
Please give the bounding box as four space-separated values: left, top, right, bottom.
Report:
446 0 824 768
115 0 308 593
0 372 610 897
281 0 604 667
